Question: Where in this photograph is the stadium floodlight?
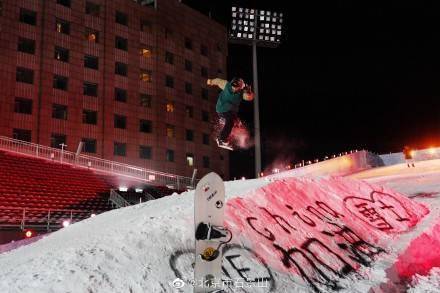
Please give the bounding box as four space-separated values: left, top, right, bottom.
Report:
119 187 128 192
229 7 286 178
63 220 70 227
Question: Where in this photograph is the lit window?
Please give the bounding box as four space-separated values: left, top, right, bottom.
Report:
56 18 70 34
186 153 194 166
85 28 99 42
166 102 174 113
140 69 151 82
140 46 152 57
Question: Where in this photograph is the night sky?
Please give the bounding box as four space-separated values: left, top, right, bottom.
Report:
183 0 440 178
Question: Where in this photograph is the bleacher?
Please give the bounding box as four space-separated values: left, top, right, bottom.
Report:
0 149 185 234
0 150 114 229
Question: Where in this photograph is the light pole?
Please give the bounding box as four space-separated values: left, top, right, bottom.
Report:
229 7 285 178
59 143 67 164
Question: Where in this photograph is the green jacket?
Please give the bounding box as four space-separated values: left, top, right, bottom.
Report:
216 81 242 113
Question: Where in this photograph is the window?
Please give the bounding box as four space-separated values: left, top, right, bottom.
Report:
16 67 34 84
83 109 97 124
56 18 70 35
139 146 152 159
115 11 128 26
203 156 210 168
166 101 174 113
54 46 69 62
165 75 174 88
185 106 193 118
201 45 208 56
184 37 192 50
57 0 71 8
13 129 31 142
52 104 68 120
115 62 128 76
139 119 152 133
115 88 127 102
140 20 151 32
202 110 209 122
186 129 194 141
114 142 126 156
83 82 98 96
82 138 97 153
185 82 192 94
186 153 194 166
165 51 174 64
53 75 68 90
114 114 126 129
19 8 37 25
140 69 152 82
17 38 35 54
51 133 66 149
84 55 99 69
184 60 192 72
140 94 152 107
201 67 208 77
85 2 100 16
85 28 99 42
140 46 152 57
115 36 128 51
14 97 32 114
202 133 210 145
166 149 174 162
201 88 209 100
166 124 175 138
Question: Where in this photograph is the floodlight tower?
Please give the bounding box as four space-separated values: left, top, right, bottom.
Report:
229 7 285 178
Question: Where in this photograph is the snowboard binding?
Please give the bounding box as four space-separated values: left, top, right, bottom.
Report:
196 222 232 262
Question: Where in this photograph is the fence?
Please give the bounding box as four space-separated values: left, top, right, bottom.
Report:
0 136 194 189
0 206 94 230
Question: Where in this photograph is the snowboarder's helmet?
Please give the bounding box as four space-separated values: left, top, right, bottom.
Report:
231 77 244 88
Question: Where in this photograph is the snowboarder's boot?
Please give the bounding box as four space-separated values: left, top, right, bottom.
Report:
412 163 415 167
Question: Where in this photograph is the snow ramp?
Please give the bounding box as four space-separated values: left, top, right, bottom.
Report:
0 176 429 293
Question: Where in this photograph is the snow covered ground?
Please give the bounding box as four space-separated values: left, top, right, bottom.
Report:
1 161 440 293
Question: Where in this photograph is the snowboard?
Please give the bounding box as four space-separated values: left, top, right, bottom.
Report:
194 172 228 292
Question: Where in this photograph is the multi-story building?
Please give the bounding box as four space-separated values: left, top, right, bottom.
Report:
0 0 229 179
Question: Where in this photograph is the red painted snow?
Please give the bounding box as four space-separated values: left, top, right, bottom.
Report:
225 176 429 289
395 221 440 279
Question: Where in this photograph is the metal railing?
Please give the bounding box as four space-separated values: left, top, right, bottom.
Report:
0 206 94 231
0 136 194 189
109 189 131 208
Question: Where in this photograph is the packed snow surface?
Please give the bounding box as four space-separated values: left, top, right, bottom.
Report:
1 161 440 293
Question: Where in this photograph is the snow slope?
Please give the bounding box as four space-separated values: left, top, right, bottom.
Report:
1 162 440 293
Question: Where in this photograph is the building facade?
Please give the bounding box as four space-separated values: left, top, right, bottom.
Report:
0 0 229 178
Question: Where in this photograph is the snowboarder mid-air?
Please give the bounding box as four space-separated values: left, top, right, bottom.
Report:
206 77 254 149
